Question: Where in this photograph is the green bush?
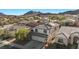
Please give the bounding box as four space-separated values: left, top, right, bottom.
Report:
15 28 30 41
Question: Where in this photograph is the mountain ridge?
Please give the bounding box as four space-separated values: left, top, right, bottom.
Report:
59 9 79 15
0 10 79 16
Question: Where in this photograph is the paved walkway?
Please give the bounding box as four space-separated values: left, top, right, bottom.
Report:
0 38 16 47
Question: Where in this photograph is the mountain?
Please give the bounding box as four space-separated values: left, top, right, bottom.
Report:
23 10 56 17
0 13 6 16
59 9 79 15
24 10 41 15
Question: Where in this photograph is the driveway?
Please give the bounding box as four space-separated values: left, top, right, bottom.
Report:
23 40 44 49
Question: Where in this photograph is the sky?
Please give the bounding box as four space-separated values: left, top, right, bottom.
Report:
0 9 75 15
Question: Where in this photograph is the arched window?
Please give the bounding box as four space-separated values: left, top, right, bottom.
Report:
70 32 79 43
35 29 38 32
70 32 79 38
58 38 63 43
73 36 79 44
57 33 67 43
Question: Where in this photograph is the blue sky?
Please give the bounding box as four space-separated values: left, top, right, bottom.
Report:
0 9 75 15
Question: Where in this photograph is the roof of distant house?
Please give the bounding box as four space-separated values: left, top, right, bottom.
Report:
58 26 79 38
26 21 40 27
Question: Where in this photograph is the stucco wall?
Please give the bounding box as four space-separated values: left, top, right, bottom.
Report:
54 33 68 46
33 28 50 35
32 36 46 42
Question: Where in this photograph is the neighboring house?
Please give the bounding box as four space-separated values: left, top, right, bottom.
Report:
9 20 38 31
53 26 79 48
61 19 75 26
0 24 15 30
18 20 30 26
51 20 60 24
10 24 29 31
18 20 40 28
74 18 79 26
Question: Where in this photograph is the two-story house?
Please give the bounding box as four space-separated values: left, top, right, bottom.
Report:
31 23 60 43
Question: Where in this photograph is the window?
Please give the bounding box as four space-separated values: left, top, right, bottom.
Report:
35 29 38 32
44 29 47 33
73 36 79 43
31 30 33 32
58 38 63 43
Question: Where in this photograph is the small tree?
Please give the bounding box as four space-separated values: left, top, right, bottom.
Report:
0 29 4 36
0 29 10 40
15 28 30 41
58 16 66 21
